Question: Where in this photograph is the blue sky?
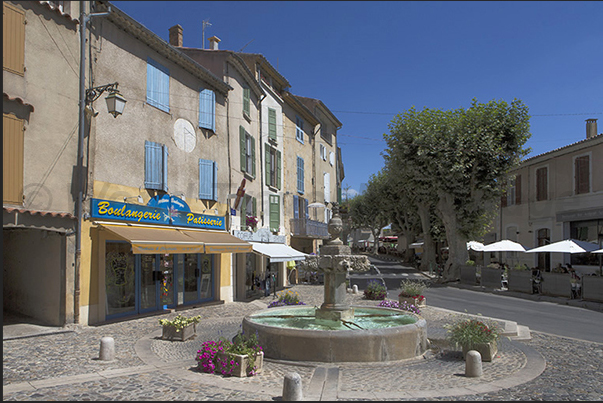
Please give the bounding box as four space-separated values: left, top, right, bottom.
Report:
112 1 603 198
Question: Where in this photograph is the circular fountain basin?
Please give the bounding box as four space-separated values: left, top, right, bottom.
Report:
242 305 427 363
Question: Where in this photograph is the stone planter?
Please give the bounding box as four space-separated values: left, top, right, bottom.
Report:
161 323 196 341
215 351 264 377
398 295 426 307
462 340 497 362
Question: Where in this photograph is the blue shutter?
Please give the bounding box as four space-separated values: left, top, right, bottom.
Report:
162 145 169 192
212 161 218 201
300 157 304 193
304 198 309 219
199 88 215 131
147 58 170 112
293 195 299 219
199 159 214 200
145 140 162 190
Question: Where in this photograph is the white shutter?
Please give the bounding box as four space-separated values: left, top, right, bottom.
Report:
324 172 330 203
329 151 335 165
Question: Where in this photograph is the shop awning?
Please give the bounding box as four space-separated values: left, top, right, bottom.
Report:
181 229 252 254
98 223 251 254
250 242 308 263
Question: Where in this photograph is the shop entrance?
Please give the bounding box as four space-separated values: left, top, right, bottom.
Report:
105 242 214 320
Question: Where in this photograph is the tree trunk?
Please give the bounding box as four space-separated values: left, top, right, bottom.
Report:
436 193 468 281
416 202 437 272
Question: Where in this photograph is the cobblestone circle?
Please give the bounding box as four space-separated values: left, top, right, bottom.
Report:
3 284 603 400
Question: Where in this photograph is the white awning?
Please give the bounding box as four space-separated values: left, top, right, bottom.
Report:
250 242 308 262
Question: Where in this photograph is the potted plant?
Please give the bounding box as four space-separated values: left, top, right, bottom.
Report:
159 314 201 341
363 279 387 300
398 279 428 307
245 215 258 231
444 317 500 361
196 331 264 377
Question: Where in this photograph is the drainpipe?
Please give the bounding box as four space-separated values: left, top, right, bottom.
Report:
75 2 111 324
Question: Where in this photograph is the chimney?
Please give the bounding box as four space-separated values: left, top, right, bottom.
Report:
208 35 221 50
169 25 183 47
586 118 598 139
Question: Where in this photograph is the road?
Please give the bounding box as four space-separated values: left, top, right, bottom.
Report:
348 255 603 344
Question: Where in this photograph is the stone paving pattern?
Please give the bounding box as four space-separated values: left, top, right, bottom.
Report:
3 284 603 400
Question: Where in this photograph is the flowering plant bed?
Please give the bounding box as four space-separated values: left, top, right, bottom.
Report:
398 279 428 306
159 314 201 341
378 299 421 315
267 290 306 308
364 279 387 300
196 331 263 377
444 318 500 361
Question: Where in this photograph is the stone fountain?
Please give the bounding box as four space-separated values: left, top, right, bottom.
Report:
242 203 427 362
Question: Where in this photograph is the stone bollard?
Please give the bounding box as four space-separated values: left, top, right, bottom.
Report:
465 350 482 377
352 284 359 294
282 372 303 401
99 336 115 361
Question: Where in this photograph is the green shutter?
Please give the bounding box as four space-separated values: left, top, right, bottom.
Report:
268 108 276 140
270 195 280 232
243 87 250 116
252 196 257 217
241 195 247 230
265 143 271 186
251 136 256 177
239 126 246 172
276 150 281 190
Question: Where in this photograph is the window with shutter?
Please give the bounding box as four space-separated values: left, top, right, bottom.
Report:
575 155 590 194
269 194 280 232
304 198 309 219
243 87 250 117
146 58 170 112
145 141 168 191
536 167 547 201
240 126 255 177
329 151 335 166
296 116 304 143
3 114 24 204
268 108 277 140
293 195 299 219
515 175 521 205
297 156 304 194
324 172 330 203
199 159 217 201
199 88 215 131
3 3 25 76
276 150 281 190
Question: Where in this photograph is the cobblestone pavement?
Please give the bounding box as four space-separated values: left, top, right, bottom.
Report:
3 284 603 400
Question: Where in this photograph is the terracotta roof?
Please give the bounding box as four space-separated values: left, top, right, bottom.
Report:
522 133 603 164
3 206 75 220
37 1 79 23
3 93 35 112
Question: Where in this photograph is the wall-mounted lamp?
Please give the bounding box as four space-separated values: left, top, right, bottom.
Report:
86 82 127 118
124 195 143 204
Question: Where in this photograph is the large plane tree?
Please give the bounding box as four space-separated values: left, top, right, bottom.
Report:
384 98 531 281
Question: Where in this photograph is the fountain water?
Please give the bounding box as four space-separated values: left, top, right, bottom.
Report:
242 203 427 362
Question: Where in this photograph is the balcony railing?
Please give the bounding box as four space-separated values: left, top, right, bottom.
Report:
290 218 329 238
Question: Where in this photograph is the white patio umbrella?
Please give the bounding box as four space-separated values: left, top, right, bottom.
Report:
525 239 600 254
590 248 603 254
467 241 485 251
482 239 526 252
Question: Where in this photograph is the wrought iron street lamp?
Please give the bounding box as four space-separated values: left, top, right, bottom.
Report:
85 82 127 118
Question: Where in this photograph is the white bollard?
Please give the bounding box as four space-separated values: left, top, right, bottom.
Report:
465 350 483 377
282 372 303 401
352 284 359 294
99 336 115 361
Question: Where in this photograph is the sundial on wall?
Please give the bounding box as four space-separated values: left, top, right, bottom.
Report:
173 118 196 153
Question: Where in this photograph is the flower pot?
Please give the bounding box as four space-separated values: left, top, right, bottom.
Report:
215 351 264 377
398 295 426 307
161 323 196 341
462 340 497 362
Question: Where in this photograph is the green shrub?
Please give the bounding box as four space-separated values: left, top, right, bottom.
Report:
399 279 428 298
444 317 500 349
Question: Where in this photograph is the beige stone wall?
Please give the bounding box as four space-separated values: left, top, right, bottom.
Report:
3 1 81 213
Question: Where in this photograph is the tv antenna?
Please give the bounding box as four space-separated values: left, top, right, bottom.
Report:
239 39 254 52
202 19 212 49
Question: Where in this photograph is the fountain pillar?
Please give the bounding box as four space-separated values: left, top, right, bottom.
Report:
315 203 369 322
